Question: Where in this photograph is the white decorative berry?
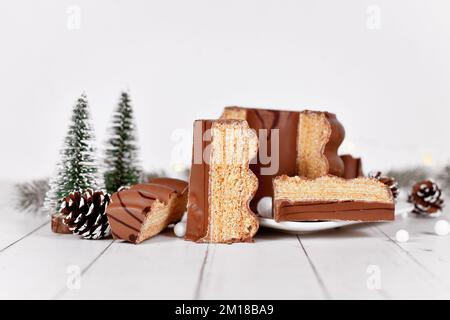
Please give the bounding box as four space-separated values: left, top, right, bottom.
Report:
257 197 273 218
174 221 186 238
434 220 450 236
395 229 409 243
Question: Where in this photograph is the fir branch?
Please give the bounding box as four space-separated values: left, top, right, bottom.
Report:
144 169 167 181
386 167 429 190
437 165 450 191
15 179 50 214
177 168 191 181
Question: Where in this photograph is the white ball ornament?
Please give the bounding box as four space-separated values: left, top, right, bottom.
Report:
257 197 273 219
395 229 409 243
174 221 186 238
434 220 450 236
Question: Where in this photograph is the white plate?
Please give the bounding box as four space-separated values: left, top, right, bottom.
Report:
258 201 413 234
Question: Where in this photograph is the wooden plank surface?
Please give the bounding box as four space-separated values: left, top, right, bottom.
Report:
0 224 114 299
0 181 48 251
1 178 450 300
298 223 450 299
60 230 208 300
196 231 326 299
376 213 450 293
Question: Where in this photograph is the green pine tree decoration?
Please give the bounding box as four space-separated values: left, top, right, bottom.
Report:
44 94 102 213
104 91 142 194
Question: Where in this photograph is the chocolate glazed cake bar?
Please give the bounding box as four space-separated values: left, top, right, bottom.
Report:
221 107 345 209
185 119 259 243
273 175 394 222
106 178 188 244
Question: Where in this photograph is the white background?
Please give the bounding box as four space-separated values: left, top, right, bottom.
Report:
1 0 449 181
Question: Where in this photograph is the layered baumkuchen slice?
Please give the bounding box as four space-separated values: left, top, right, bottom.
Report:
273 175 395 222
297 110 345 178
106 178 188 244
221 107 345 209
185 119 259 243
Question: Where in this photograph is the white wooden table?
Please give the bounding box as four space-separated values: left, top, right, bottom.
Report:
1 182 450 300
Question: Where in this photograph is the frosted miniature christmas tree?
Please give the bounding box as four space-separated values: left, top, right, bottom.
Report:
44 93 102 213
104 91 142 194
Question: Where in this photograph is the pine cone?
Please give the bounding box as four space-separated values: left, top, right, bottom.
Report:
60 189 111 239
368 171 399 200
408 180 444 215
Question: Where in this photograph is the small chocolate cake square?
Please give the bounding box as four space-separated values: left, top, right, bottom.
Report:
106 178 188 244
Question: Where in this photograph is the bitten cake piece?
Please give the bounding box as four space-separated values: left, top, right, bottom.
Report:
106 178 188 244
340 154 364 179
221 107 345 209
297 110 345 179
185 119 259 243
273 175 394 222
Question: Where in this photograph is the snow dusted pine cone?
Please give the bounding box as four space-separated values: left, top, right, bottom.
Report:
408 180 444 215
60 189 111 239
368 171 399 200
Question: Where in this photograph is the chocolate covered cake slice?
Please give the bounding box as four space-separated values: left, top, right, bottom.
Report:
106 178 188 244
297 110 345 179
185 119 259 243
221 107 345 209
273 175 394 222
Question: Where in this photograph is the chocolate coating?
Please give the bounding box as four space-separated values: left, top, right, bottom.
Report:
274 200 394 222
340 154 363 179
185 120 212 242
148 177 189 195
